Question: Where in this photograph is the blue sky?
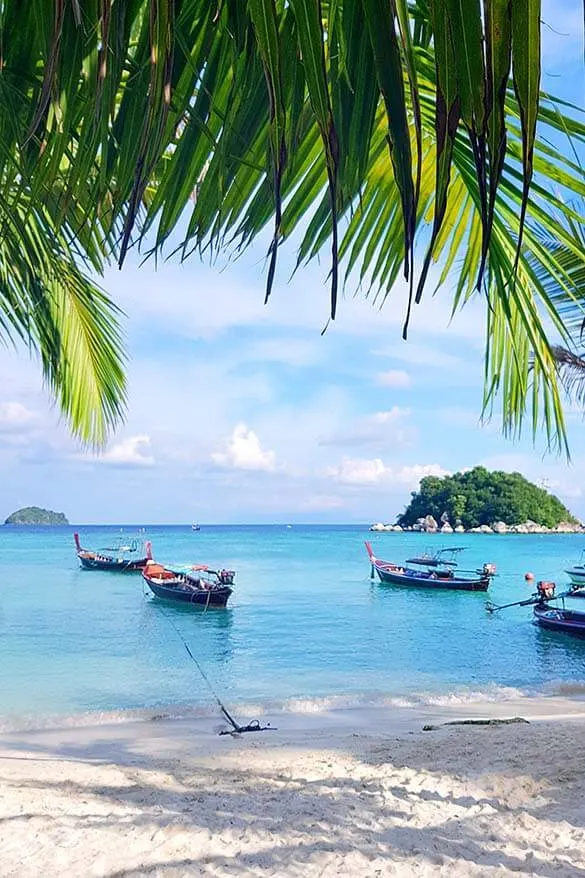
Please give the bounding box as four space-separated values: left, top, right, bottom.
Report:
1 2 585 525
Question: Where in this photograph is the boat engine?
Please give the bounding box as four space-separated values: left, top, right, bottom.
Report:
537 580 556 601
218 569 235 585
482 563 497 577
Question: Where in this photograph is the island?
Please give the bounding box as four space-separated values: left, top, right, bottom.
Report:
4 506 69 526
370 467 583 534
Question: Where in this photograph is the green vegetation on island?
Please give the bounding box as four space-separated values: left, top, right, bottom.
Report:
397 468 577 531
4 507 69 526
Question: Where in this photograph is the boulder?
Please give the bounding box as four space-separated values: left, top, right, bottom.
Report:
440 511 450 524
479 525 494 534
491 521 508 535
454 524 466 534
555 520 585 533
392 525 403 532
423 515 439 533
440 522 454 534
369 523 386 531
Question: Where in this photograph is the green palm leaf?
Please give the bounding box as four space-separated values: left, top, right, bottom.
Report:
2 0 585 453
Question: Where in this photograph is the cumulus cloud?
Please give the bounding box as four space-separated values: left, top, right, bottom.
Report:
212 423 276 472
98 435 155 468
376 370 411 389
326 457 449 489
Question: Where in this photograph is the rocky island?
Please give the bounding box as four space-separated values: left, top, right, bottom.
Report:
370 467 584 534
4 507 69 526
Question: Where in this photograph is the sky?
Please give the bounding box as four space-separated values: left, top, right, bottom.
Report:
1 3 585 526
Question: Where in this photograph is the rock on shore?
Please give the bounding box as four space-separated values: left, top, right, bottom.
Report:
369 517 585 534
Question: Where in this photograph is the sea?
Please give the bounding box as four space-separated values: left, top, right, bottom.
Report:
1 524 585 731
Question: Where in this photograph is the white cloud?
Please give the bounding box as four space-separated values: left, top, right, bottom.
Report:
97 435 155 468
102 244 485 345
320 407 414 449
0 402 39 432
212 423 276 472
376 370 411 389
326 457 449 489
328 457 388 485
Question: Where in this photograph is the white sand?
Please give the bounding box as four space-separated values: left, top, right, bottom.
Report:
1 698 585 876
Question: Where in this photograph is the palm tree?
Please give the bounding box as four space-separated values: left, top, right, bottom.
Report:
2 0 584 448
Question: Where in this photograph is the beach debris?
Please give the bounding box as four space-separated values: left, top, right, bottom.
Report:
423 717 529 731
445 717 529 726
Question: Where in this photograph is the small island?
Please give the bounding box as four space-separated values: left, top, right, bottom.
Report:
4 506 69 526
371 467 583 534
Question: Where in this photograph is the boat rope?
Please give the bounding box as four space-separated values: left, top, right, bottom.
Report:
141 583 275 736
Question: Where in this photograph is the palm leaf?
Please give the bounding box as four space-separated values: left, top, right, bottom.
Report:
551 346 585 407
1 0 585 454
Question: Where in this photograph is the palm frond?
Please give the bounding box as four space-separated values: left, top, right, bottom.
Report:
1 0 585 451
551 346 585 408
0 192 127 446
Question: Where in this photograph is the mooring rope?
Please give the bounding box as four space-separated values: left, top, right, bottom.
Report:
141 581 274 735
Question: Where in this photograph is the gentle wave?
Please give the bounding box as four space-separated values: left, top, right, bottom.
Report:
541 680 585 698
0 681 575 734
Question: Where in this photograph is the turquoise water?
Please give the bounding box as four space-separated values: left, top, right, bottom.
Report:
1 525 585 727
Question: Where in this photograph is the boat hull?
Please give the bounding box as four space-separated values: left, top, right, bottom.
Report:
78 554 148 572
566 567 585 587
534 605 585 637
374 564 490 592
145 579 232 607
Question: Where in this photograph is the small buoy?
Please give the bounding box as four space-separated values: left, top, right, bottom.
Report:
525 572 534 582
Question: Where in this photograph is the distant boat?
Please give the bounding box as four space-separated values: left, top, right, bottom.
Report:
142 562 234 607
365 541 495 592
192 524 201 531
74 532 152 572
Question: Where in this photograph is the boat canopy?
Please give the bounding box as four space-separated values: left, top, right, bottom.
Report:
405 547 466 568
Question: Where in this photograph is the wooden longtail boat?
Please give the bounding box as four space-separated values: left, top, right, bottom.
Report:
142 562 234 607
74 532 152 572
365 541 495 592
487 581 585 638
533 604 585 636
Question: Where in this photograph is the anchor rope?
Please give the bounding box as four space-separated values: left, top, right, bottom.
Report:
140 579 274 735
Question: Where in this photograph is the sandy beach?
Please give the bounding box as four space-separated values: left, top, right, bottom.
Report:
0 697 584 876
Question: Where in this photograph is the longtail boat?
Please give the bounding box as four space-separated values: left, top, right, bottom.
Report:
142 562 234 607
487 581 585 638
74 532 152 572
365 541 495 592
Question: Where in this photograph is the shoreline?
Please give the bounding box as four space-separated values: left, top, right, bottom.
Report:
1 694 585 876
3 680 585 735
